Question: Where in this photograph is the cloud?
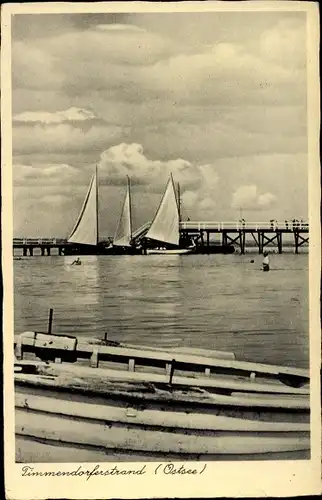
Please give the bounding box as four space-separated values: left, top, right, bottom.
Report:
13 122 124 156
12 13 307 167
12 13 306 108
39 194 69 206
95 24 146 33
98 142 216 188
136 17 306 106
13 143 219 236
13 162 81 187
13 107 98 125
11 13 309 236
12 150 307 237
12 23 173 93
97 143 219 218
12 41 62 91
258 192 277 207
260 18 306 69
231 184 276 211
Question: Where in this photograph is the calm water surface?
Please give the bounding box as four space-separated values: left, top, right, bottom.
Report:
14 253 309 368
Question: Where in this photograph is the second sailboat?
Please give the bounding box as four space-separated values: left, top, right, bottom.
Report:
144 174 195 255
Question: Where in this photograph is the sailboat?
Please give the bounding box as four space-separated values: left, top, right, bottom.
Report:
65 169 140 255
65 166 99 255
103 176 140 255
144 175 195 255
112 176 133 249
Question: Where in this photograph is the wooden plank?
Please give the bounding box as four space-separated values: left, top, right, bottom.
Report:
15 335 23 360
18 332 77 350
103 343 236 361
15 435 310 463
15 392 310 433
90 346 99 368
75 342 309 379
15 409 310 455
14 370 309 410
128 359 135 372
27 361 309 396
14 333 308 382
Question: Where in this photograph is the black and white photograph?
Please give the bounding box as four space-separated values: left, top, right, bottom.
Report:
2 1 321 499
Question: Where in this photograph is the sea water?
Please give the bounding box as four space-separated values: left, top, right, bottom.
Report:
13 252 309 368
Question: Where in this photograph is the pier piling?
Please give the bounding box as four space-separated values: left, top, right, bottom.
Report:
169 358 176 385
48 308 54 335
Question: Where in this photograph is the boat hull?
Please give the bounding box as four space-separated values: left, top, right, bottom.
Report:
63 244 142 256
15 435 309 463
14 333 310 463
15 384 310 463
146 248 194 255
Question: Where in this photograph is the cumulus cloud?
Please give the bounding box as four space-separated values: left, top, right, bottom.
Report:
98 143 219 216
13 107 98 125
231 184 276 211
99 143 199 187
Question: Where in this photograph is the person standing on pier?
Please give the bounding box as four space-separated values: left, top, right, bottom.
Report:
262 251 270 272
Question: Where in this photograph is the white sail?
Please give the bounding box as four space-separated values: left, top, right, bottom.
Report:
68 172 98 246
145 175 179 246
113 177 132 247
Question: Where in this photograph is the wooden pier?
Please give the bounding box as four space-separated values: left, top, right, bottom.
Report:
13 221 309 256
13 238 68 257
179 221 309 254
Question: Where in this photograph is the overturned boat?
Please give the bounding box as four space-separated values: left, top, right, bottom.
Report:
14 330 310 463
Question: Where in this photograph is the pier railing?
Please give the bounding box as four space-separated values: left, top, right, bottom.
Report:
13 221 309 247
13 238 68 246
179 221 309 231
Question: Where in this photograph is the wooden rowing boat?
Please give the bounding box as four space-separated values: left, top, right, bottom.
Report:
146 247 195 255
14 331 310 463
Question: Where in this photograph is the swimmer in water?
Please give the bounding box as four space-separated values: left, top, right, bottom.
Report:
262 251 270 272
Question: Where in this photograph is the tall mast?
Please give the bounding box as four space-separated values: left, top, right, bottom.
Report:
96 164 99 245
127 175 132 241
177 182 181 222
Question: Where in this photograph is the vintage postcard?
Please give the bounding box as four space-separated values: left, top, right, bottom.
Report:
2 1 321 499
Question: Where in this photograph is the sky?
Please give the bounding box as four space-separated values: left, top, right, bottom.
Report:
11 10 308 238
